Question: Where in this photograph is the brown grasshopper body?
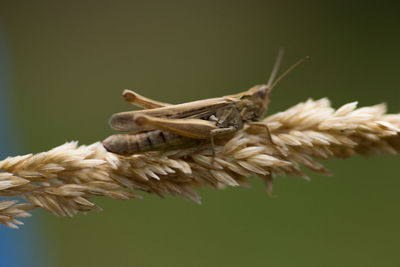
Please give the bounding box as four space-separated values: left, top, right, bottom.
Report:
105 130 197 155
103 51 309 155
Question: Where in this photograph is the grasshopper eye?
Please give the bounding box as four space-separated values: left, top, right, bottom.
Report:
256 87 267 99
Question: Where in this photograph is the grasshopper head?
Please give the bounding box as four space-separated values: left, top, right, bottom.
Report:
228 84 272 121
232 52 309 121
249 84 272 118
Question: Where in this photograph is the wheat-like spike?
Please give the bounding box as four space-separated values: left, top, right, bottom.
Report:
1 98 400 228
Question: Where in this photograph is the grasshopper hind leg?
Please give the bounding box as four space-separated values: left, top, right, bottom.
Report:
122 89 171 109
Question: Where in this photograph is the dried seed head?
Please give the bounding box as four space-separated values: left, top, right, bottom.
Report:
1 99 400 228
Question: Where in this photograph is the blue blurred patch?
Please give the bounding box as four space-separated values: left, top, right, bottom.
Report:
0 27 50 267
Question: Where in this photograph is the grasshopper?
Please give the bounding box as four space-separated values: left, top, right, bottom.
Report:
103 50 309 155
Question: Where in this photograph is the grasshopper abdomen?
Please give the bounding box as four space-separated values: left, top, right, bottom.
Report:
103 130 197 155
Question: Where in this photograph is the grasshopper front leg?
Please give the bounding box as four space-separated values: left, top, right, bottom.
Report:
122 89 171 109
209 126 237 155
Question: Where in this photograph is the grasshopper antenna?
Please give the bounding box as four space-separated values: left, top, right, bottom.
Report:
267 48 284 88
269 54 310 90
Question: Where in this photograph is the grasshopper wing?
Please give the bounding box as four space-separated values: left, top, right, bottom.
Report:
109 97 232 132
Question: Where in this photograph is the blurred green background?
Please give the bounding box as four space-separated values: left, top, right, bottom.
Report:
1 1 400 266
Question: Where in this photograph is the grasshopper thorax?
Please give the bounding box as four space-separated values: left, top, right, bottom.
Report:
225 84 271 122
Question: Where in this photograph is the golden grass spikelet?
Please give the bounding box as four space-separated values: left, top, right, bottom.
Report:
1 98 400 228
